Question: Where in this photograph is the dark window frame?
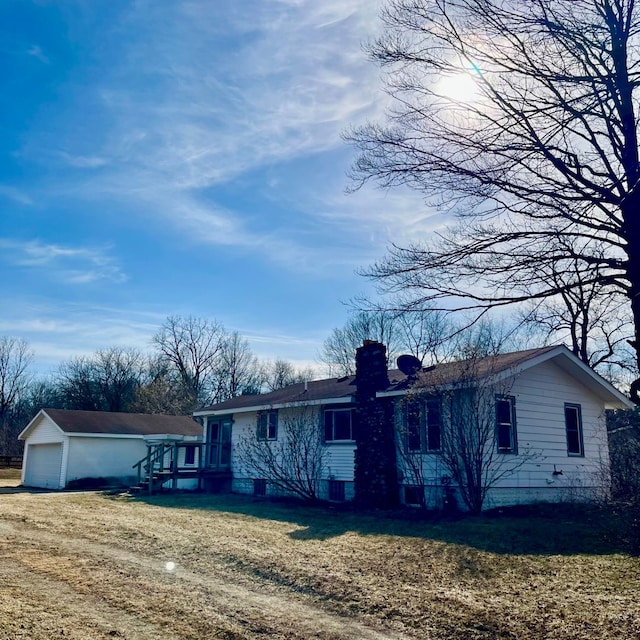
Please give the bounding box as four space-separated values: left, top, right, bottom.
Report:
565 403 585 457
253 478 267 496
328 479 346 501
257 411 278 441
404 397 442 453
323 407 354 442
495 395 518 454
184 445 196 466
404 485 424 506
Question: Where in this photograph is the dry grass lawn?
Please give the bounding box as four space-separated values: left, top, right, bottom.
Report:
0 486 638 640
0 468 21 483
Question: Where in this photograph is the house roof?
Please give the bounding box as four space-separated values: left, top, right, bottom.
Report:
196 375 359 414
195 345 632 416
20 409 202 440
384 345 561 392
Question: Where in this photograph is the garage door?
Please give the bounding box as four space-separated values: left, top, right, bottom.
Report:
23 443 63 489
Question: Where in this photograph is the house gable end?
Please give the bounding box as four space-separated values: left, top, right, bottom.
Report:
19 409 65 441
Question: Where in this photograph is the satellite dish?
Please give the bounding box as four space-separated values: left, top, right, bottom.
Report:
397 354 422 376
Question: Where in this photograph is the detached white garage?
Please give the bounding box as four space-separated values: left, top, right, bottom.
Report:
19 409 203 490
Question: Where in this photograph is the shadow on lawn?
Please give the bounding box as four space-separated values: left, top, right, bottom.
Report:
126 491 630 556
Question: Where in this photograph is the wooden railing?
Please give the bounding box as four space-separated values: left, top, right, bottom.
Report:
0 455 22 469
133 442 207 494
132 443 174 486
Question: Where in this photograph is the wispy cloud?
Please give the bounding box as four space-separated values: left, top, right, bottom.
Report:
55 151 109 169
0 299 326 375
0 185 33 205
0 301 163 373
21 1 398 265
0 239 127 285
15 2 437 277
26 44 49 64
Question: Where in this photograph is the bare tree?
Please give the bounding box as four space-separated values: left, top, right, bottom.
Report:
319 311 402 376
262 359 316 392
152 316 226 406
606 407 640 553
0 337 33 453
519 266 635 372
608 408 640 502
427 357 538 513
393 305 455 366
213 331 263 401
95 347 144 412
2 377 61 455
130 356 196 415
235 407 327 501
0 337 33 422
451 317 522 361
348 0 640 401
395 392 442 509
57 347 144 412
57 356 102 411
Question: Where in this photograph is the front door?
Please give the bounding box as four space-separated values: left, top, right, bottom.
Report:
206 416 232 469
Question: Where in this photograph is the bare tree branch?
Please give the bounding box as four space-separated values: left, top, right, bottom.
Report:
347 0 640 399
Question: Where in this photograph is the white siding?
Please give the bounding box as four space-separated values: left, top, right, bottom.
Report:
66 436 147 485
396 359 611 510
227 406 356 499
507 359 608 494
208 355 615 508
324 444 355 481
24 413 64 444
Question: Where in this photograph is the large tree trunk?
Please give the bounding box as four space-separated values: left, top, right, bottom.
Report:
623 195 640 404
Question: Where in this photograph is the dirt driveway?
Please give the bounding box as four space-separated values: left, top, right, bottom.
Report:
0 489 411 640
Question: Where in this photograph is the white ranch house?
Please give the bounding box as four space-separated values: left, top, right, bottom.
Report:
195 343 632 510
19 409 202 490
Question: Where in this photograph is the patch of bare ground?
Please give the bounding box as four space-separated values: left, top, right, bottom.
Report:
0 491 639 640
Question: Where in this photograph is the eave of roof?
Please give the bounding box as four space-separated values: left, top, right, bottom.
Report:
195 375 358 416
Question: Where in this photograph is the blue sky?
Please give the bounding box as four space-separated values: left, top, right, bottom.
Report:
0 0 440 375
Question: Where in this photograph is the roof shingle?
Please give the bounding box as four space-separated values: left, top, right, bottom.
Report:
199 346 560 413
41 409 202 437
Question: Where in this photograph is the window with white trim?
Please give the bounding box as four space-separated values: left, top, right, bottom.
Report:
324 408 354 442
496 396 517 453
404 397 441 452
257 411 278 440
565 403 584 456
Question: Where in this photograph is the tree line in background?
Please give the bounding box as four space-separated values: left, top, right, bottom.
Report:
2 294 639 456
0 317 314 456
319 304 637 388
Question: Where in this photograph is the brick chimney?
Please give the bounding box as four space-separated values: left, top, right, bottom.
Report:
353 341 398 508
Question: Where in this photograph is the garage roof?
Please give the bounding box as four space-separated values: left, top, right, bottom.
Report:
20 409 202 439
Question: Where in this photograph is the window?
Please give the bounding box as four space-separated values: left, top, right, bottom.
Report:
565 403 584 456
184 445 196 465
328 480 346 501
253 478 267 496
257 411 278 440
496 396 517 453
405 400 422 452
426 398 441 451
324 408 354 442
404 485 423 506
404 397 441 452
